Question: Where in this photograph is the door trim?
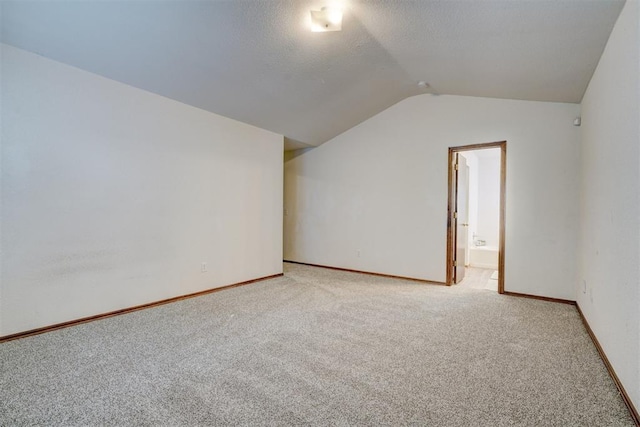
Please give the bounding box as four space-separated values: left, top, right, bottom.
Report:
446 141 506 293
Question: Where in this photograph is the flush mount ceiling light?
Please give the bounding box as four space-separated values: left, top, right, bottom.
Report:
310 6 343 32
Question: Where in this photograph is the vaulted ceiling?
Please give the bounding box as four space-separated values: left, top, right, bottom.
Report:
1 0 625 149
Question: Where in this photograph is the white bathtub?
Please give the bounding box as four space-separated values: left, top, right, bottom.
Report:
469 245 499 269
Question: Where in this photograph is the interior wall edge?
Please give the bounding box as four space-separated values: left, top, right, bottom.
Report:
283 260 446 286
576 304 640 426
0 273 284 343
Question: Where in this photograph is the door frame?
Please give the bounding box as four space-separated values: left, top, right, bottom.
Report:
446 141 506 293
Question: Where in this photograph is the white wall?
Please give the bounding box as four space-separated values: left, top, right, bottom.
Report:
476 151 501 248
461 151 478 263
578 0 640 411
0 44 284 336
0 43 3 335
285 94 581 299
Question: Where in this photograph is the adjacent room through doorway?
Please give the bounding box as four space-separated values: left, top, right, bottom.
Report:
447 142 506 292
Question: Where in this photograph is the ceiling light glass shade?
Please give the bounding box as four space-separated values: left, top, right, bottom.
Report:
310 7 342 32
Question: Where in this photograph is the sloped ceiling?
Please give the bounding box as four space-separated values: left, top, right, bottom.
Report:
1 0 625 149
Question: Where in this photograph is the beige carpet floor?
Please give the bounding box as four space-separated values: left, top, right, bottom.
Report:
0 262 634 426
456 267 498 291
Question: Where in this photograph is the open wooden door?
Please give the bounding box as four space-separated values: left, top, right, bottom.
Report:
454 153 469 283
446 141 506 293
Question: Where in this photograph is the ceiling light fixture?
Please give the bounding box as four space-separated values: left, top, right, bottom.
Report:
310 6 343 32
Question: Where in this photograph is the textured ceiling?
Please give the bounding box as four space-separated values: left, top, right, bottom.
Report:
1 0 625 148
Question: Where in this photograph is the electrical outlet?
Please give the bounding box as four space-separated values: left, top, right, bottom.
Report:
582 280 587 294
357 249 361 257
201 262 207 273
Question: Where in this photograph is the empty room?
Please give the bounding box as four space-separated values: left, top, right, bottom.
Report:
1 0 639 425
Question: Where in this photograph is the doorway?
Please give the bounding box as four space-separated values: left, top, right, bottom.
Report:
446 141 506 293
